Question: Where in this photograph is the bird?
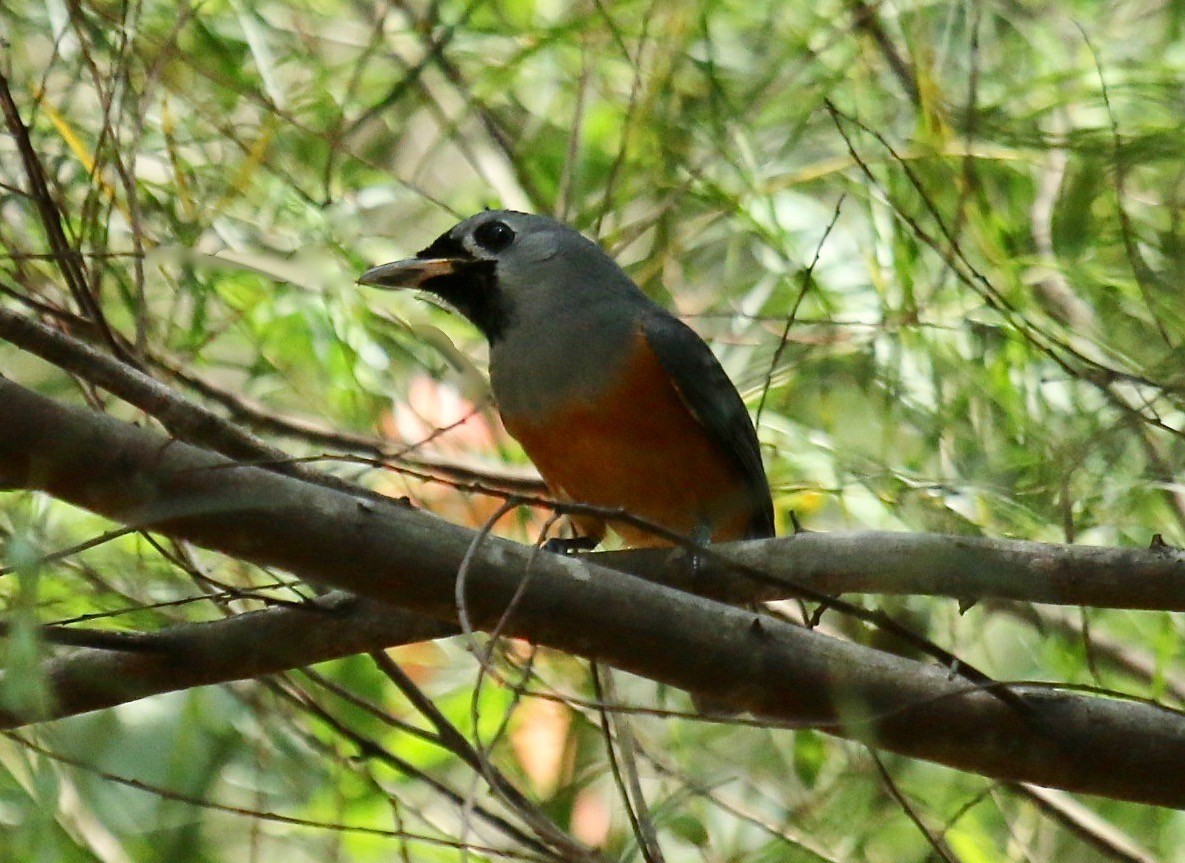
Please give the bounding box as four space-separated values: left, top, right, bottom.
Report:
359 210 774 550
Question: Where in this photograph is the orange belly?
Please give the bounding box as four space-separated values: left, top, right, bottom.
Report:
500 334 752 547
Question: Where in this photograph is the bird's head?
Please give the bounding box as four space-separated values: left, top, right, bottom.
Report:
359 209 642 342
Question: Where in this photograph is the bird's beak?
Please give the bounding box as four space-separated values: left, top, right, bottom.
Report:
357 257 461 289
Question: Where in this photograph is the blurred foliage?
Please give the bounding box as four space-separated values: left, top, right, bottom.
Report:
1 0 1184 860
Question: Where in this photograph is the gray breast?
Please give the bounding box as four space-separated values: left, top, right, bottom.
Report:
489 301 639 419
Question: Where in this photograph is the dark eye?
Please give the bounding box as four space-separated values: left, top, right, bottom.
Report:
473 220 515 252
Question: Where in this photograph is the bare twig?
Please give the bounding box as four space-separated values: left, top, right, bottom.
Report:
869 749 960 863
0 71 122 357
591 666 666 863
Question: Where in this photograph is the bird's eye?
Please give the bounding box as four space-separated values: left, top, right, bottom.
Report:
473 220 515 252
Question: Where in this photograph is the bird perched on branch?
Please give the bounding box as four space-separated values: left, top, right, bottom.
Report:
360 210 774 550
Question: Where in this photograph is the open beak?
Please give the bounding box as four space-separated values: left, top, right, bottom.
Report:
357 257 461 289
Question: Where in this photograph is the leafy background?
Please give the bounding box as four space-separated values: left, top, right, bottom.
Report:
2 0 1184 860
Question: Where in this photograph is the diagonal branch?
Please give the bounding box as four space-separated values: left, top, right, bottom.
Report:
1 377 1185 808
5 304 1182 611
0 591 453 729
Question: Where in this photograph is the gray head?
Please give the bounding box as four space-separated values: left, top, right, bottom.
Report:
358 210 647 342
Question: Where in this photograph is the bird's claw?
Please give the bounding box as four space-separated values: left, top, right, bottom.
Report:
543 536 601 554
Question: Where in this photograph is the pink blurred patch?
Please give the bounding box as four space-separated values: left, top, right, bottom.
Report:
510 697 573 797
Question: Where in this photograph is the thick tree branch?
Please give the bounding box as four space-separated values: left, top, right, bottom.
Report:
0 593 453 728
597 532 1185 611
0 301 541 493
1 378 1185 808
0 306 410 511
4 304 1182 610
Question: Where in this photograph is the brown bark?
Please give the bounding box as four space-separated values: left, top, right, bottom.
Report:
2 377 1184 808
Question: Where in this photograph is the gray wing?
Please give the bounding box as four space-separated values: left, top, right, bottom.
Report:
642 312 775 539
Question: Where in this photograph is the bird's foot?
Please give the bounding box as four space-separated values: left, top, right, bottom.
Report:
543 535 601 555
687 523 714 577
